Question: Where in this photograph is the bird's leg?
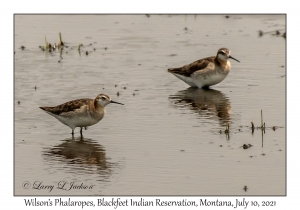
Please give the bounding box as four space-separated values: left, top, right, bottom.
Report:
80 127 83 137
71 129 74 136
202 86 210 90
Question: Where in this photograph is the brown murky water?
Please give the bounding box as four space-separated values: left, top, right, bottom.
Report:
14 14 285 195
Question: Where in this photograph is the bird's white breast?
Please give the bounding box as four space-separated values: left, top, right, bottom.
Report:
46 109 105 129
191 71 228 87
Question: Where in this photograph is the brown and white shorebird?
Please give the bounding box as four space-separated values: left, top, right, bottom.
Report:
40 94 124 137
168 48 240 88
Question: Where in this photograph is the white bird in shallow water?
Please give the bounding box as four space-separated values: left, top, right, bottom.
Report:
40 94 124 137
168 48 240 88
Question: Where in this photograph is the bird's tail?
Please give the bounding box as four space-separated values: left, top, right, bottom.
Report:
168 67 182 74
39 107 51 112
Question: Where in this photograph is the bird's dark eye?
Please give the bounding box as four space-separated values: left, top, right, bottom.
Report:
220 51 225 55
101 97 106 100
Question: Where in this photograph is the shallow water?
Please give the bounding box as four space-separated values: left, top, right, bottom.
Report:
14 14 285 195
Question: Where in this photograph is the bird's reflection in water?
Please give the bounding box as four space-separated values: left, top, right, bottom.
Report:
43 137 114 179
169 87 231 126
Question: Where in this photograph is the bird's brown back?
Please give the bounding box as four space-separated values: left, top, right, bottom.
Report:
168 56 216 77
40 98 93 115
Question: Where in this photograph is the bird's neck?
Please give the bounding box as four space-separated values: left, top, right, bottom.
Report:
93 100 105 113
216 57 228 67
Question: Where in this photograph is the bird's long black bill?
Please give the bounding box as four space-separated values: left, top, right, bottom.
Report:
229 56 240 63
111 100 124 105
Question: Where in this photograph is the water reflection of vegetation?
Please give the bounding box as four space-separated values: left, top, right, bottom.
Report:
258 29 286 39
169 87 231 126
38 32 97 60
43 137 114 178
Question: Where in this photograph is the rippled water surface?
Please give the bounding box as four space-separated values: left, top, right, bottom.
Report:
14 15 285 195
